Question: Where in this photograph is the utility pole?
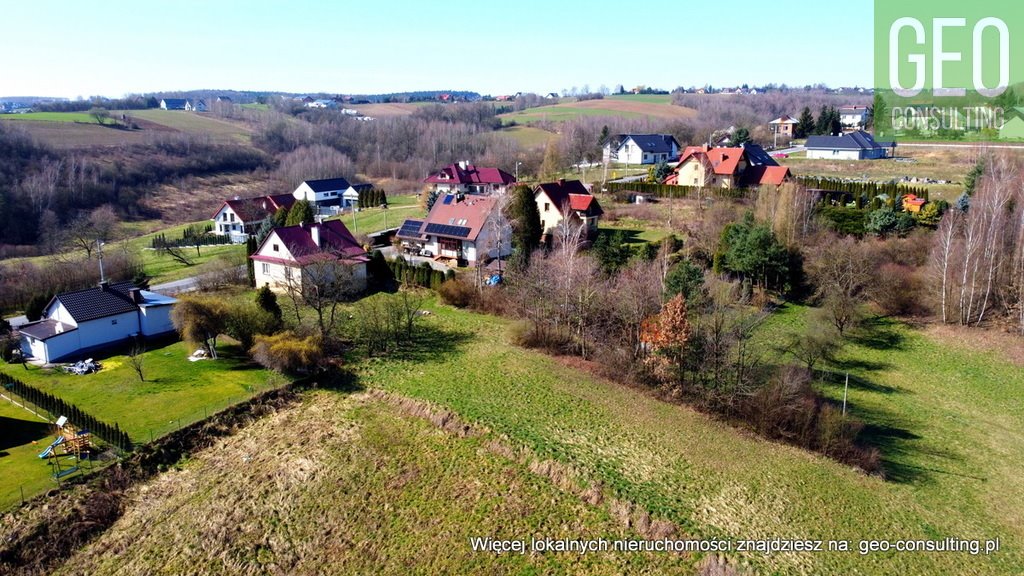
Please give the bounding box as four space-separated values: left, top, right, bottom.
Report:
97 239 106 283
842 372 849 416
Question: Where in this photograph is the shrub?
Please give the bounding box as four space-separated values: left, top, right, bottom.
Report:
24 293 52 321
255 283 283 321
250 331 323 373
437 278 476 308
508 321 575 354
224 303 279 350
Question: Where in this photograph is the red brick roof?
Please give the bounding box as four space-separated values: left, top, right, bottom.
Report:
742 165 791 187
677 145 745 176
423 163 516 186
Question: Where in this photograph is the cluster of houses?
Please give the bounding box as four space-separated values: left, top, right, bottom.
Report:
159 98 207 112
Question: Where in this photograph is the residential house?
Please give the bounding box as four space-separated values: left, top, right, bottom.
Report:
193 99 208 112
292 177 373 215
251 220 368 293
396 194 510 266
839 106 871 130
422 161 516 196
211 193 296 242
534 179 604 238
306 99 336 109
768 115 799 138
804 130 895 160
667 143 790 188
18 282 177 364
602 134 681 165
160 98 194 111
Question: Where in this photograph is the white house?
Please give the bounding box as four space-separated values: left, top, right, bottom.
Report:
292 177 372 214
839 106 871 130
534 179 603 238
396 194 510 266
306 99 336 109
211 193 296 242
805 130 895 160
251 220 369 294
18 282 177 364
160 98 194 111
602 134 681 165
422 162 516 196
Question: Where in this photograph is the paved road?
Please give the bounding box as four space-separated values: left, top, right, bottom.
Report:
150 276 200 295
898 142 1024 150
771 145 806 155
5 314 28 328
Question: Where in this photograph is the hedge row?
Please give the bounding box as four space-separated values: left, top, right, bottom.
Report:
798 176 929 200
357 188 388 209
0 373 132 451
604 181 747 200
387 258 455 290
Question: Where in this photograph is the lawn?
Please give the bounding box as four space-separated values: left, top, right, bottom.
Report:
327 193 422 236
502 106 646 124
0 112 108 124
497 125 558 148
0 341 288 443
348 301 1024 574
0 398 60 511
138 243 244 285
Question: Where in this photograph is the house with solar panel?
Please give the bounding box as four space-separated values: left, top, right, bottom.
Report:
396 193 510 266
251 220 369 293
17 282 178 364
534 179 604 239
602 134 681 165
422 161 516 196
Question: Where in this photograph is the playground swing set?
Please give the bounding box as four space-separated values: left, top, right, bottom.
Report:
37 415 94 481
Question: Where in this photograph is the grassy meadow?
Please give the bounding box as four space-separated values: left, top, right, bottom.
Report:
0 340 287 443
0 399 60 511
0 112 108 124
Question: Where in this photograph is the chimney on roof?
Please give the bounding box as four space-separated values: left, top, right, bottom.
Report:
459 160 468 170
129 288 143 304
233 195 240 200
311 223 321 247
98 280 109 291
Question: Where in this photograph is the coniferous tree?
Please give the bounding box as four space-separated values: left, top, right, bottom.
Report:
285 199 315 226
508 185 542 263
796 107 815 138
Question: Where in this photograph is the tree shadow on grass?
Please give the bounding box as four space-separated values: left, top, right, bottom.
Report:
595 228 646 245
0 415 50 454
390 323 475 364
848 317 906 351
815 368 900 395
860 420 982 484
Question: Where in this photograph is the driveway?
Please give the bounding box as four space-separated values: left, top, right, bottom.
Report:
377 246 453 272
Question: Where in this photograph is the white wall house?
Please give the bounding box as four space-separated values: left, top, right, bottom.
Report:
602 134 680 165
805 131 893 160
18 282 177 364
211 194 295 242
292 177 372 215
422 162 516 196
252 221 369 294
396 194 511 266
839 106 871 130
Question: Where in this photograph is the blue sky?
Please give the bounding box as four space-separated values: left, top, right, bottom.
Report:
0 0 873 98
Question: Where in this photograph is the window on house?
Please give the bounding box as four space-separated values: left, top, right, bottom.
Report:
273 244 279 252
230 213 235 222
284 267 293 280
261 263 269 274
111 319 118 325
544 203 550 212
222 213 228 221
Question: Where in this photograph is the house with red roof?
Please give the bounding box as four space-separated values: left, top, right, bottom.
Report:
666 143 790 189
423 161 516 196
396 193 510 266
211 193 296 242
251 220 369 293
534 179 604 238
901 193 926 213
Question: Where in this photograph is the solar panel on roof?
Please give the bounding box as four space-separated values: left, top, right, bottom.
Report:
424 223 471 238
442 195 454 205
399 220 424 236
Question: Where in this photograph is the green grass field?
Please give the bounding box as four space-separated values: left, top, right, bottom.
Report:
0 112 108 124
53 391 695 575
498 125 559 148
0 398 60 511
346 302 1024 574
0 341 287 443
607 94 674 104
327 194 421 236
239 103 269 111
502 106 647 124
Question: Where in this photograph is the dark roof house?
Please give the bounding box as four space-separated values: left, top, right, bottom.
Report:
805 130 894 160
